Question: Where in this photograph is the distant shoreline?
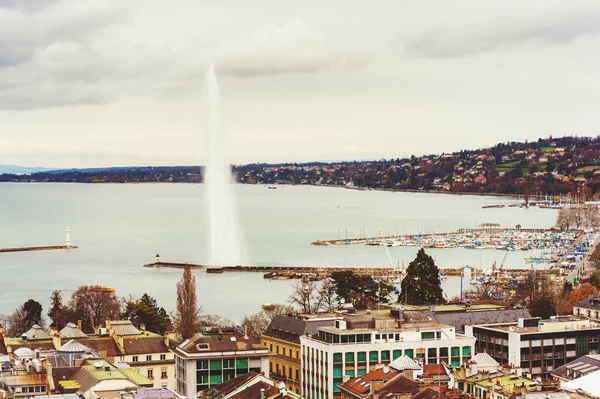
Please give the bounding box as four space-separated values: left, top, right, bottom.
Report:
0 180 528 200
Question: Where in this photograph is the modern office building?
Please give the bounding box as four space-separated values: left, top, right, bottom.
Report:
174 332 269 399
300 308 475 399
466 316 600 375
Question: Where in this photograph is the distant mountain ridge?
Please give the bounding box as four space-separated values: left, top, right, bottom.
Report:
0 165 54 175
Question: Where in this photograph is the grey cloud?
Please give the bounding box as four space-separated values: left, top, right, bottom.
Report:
217 17 360 77
404 8 600 58
0 0 57 12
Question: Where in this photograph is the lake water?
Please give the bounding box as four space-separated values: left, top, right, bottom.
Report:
0 183 557 322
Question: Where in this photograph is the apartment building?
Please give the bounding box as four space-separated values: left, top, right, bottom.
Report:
300 308 475 399
174 332 269 399
466 316 600 376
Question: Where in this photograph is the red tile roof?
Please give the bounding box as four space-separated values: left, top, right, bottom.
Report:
377 375 420 396
339 367 400 397
422 364 447 377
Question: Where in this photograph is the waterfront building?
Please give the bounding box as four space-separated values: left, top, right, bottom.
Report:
466 316 600 375
262 314 337 395
173 332 269 399
300 308 475 399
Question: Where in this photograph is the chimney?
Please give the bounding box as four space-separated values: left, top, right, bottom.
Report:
140 324 146 331
260 388 265 399
53 332 62 350
244 325 248 340
77 320 82 331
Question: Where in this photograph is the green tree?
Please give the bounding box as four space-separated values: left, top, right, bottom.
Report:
123 293 172 334
330 271 393 307
48 290 67 329
398 248 445 305
23 299 43 328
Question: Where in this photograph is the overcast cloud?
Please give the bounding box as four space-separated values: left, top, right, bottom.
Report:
1 0 600 167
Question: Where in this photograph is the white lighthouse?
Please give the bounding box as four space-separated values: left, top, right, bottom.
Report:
66 226 71 248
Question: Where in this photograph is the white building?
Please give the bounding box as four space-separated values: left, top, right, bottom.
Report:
300 310 475 399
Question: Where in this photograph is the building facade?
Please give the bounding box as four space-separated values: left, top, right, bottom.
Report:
174 333 269 399
466 316 600 376
300 311 475 399
262 314 337 395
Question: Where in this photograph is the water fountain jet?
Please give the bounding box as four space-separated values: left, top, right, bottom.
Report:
204 60 244 266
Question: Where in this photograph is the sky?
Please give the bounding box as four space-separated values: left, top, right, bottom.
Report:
1 0 600 168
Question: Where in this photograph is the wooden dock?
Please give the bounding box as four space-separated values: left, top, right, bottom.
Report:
0 245 78 253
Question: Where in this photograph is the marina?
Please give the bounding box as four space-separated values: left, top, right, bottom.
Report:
312 227 587 254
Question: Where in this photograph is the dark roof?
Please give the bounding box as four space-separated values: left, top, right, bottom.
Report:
230 382 277 399
51 367 80 387
339 367 400 397
199 372 279 399
264 315 336 344
574 295 600 310
377 375 419 396
122 337 169 355
201 372 259 397
8 340 56 352
177 334 266 356
76 338 121 357
412 388 439 399
423 309 532 333
551 355 600 380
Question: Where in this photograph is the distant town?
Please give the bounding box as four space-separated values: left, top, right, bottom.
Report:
3 136 600 200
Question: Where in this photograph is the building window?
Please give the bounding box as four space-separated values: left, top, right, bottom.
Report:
161 367 168 379
333 353 342 363
132 356 139 362
440 347 448 357
393 350 401 359
451 347 460 357
197 359 209 370
345 352 354 362
224 359 235 369
462 346 472 357
148 369 154 379
381 351 390 361
421 332 435 340
369 351 378 362
160 354 166 360
146 355 152 361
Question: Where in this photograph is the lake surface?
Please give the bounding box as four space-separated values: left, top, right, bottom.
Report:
0 183 557 322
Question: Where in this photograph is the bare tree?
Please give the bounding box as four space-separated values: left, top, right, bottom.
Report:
289 278 324 314
67 286 121 332
198 314 235 328
241 304 295 340
317 278 337 313
173 266 202 339
4 306 29 337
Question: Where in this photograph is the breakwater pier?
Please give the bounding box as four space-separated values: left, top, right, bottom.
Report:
143 261 560 281
0 244 77 253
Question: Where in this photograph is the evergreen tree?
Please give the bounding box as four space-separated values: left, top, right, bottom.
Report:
23 299 43 328
48 290 67 329
124 293 172 334
398 248 445 305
